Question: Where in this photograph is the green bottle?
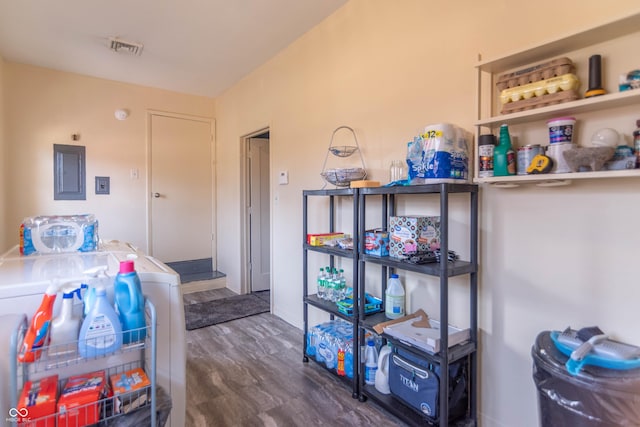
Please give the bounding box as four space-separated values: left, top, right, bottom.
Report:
493 124 516 176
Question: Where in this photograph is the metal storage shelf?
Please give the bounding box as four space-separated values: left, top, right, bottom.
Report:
10 298 157 426
360 254 475 277
362 383 474 427
357 183 478 426
304 244 356 259
302 189 360 398
304 294 356 322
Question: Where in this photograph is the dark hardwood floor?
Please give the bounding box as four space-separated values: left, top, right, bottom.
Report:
184 288 406 426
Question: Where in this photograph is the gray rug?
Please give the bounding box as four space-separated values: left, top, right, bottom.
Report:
184 294 270 330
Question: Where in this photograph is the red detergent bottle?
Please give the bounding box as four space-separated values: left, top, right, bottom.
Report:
19 283 58 362
114 260 146 344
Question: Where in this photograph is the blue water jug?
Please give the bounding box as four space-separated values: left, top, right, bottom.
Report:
114 260 146 344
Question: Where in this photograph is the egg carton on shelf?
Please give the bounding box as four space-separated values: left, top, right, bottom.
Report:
496 57 580 114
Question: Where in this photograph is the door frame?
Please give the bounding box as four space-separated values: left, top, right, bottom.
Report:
146 110 216 269
240 127 271 295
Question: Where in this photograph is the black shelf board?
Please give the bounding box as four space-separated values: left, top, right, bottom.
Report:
305 244 356 258
304 294 356 323
360 311 391 330
360 254 476 277
360 183 478 196
361 384 473 427
304 188 356 196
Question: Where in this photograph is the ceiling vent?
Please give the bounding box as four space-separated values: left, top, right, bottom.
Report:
109 37 143 56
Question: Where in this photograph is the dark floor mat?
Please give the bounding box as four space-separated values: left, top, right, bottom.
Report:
184 293 270 330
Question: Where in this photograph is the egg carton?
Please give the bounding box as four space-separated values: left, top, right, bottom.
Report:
496 57 580 114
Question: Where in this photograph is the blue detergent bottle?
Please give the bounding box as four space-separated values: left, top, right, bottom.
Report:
114 260 146 344
78 286 122 358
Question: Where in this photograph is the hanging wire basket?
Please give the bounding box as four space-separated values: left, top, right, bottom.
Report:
320 126 367 187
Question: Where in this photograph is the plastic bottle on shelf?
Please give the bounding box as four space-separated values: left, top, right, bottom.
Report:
75 283 88 318
326 269 336 302
114 260 146 344
494 124 516 176
317 268 326 299
344 340 354 379
78 286 122 358
19 282 58 362
48 286 82 357
385 274 405 319
336 337 346 376
375 343 392 394
324 334 337 370
338 269 347 301
323 266 331 300
364 339 379 385
82 265 111 317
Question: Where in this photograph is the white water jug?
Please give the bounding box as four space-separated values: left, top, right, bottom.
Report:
375 343 392 394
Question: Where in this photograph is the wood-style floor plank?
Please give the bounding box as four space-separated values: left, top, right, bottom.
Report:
184 289 406 426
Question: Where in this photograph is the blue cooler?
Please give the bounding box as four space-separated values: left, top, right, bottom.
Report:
389 347 468 423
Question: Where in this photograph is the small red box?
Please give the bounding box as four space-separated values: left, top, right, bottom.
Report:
57 371 107 427
17 374 58 427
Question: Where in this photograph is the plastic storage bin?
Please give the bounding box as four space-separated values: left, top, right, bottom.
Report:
532 331 640 427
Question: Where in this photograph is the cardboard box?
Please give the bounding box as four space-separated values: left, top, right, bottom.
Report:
364 229 389 256
109 368 150 414
374 309 470 354
57 371 107 427
17 374 58 427
389 216 440 258
306 232 346 246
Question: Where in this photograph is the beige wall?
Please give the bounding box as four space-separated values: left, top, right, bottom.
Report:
0 55 5 251
3 63 214 253
215 1 640 426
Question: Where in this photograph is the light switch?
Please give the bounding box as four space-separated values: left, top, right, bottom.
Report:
278 171 289 185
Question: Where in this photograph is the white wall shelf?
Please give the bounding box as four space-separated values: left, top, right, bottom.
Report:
474 10 640 187
475 169 640 187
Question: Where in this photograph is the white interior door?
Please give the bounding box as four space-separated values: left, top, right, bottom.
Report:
249 137 270 292
150 113 214 265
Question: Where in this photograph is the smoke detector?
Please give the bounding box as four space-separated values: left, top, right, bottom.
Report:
109 37 143 56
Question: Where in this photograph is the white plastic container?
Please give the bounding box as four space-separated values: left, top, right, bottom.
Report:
375 343 392 394
385 274 405 319
49 289 81 357
78 286 122 358
547 117 576 144
364 340 378 385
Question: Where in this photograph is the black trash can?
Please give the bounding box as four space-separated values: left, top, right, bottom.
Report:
532 331 640 427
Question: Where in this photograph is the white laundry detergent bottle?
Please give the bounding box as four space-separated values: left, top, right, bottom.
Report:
48 284 82 357
375 343 392 394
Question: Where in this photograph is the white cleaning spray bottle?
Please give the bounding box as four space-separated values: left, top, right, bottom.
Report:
48 284 82 358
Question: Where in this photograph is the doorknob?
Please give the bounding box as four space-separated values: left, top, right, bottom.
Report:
154 192 161 198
